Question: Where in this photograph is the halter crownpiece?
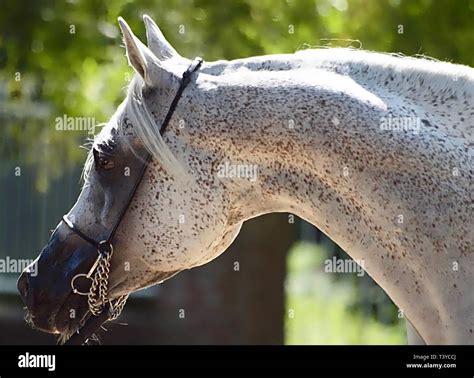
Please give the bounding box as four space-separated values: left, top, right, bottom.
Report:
62 57 204 343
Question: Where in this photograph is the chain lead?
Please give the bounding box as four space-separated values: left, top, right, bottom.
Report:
86 245 129 320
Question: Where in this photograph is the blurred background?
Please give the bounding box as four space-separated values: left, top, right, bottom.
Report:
0 0 472 344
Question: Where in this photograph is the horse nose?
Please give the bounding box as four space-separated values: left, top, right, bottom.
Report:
17 271 29 303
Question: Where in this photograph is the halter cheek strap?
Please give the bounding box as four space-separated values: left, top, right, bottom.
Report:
62 215 109 252
62 57 204 320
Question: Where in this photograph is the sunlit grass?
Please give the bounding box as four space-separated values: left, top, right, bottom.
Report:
285 242 406 345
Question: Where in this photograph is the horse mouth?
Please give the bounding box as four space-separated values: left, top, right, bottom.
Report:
53 299 112 345
57 285 129 344
21 265 130 344
24 291 107 345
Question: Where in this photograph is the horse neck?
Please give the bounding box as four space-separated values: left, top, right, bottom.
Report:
167 50 473 343
180 51 467 226
181 49 473 228
177 58 389 247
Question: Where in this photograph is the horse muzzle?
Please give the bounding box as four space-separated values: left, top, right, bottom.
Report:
17 226 98 335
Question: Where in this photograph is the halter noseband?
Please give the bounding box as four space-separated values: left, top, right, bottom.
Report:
62 57 203 322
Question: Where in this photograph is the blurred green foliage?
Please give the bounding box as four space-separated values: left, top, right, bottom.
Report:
286 242 407 344
1 0 473 190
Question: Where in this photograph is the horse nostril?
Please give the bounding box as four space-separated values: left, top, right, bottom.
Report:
17 272 29 303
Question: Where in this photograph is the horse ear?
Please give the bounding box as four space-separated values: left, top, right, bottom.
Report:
118 17 157 86
143 14 179 60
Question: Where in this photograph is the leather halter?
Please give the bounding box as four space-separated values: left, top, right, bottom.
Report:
62 57 203 307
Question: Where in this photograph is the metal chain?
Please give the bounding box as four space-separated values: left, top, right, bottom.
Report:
109 293 129 320
87 250 129 320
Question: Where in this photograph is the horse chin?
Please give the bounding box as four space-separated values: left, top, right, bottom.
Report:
57 287 130 345
56 314 91 345
54 294 94 344
24 292 92 343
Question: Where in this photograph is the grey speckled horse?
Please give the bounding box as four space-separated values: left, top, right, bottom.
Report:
19 15 473 344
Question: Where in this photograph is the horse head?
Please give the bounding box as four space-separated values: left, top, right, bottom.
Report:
17 16 242 342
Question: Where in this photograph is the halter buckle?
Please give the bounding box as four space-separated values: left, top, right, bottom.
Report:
97 241 113 257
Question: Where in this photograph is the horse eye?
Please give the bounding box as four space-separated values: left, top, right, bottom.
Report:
93 148 115 170
99 157 114 170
